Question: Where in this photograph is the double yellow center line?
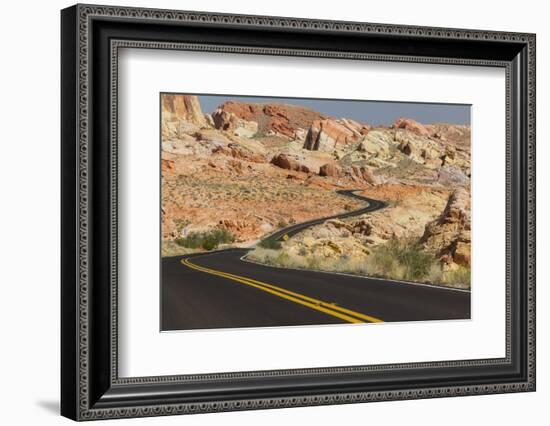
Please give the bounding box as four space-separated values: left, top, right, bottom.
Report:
181 257 383 324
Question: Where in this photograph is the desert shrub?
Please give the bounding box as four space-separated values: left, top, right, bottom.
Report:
174 233 202 249
247 248 308 269
249 235 468 289
394 241 433 281
258 238 282 250
306 256 321 270
367 238 432 281
443 265 471 288
175 228 234 251
277 219 288 228
365 238 471 288
161 240 196 258
427 263 444 284
368 245 399 277
276 251 291 266
246 247 279 265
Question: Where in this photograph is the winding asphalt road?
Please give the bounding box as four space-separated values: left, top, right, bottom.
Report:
162 190 470 331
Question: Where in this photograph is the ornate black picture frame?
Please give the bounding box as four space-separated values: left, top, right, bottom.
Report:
61 4 536 421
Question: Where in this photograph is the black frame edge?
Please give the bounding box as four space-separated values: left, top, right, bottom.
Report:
61 4 78 422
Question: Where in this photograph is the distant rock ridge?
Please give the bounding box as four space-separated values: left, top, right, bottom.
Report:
392 117 430 136
213 101 328 139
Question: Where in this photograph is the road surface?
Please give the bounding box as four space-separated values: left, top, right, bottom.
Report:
161 190 470 331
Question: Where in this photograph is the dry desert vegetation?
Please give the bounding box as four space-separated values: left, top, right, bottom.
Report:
161 94 471 289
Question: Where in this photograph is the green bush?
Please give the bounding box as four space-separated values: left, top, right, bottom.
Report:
368 238 433 281
394 241 433 281
258 238 282 250
175 229 235 251
368 246 397 277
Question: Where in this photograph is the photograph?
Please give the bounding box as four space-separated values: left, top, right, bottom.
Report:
160 93 472 331
56 3 536 421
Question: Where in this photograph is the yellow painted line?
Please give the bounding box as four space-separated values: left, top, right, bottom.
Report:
183 258 383 323
182 259 363 324
181 258 383 324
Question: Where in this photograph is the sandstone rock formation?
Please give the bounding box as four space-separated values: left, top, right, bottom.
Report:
394 130 443 167
431 123 471 146
161 94 208 139
393 117 430 137
270 153 310 173
357 131 392 157
345 165 379 185
338 119 371 138
303 119 362 152
436 165 470 187
421 187 471 266
319 163 342 177
283 220 371 265
213 144 265 163
161 158 175 174
211 108 258 138
214 101 327 139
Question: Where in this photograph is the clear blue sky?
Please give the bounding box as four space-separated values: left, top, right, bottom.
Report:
194 94 470 126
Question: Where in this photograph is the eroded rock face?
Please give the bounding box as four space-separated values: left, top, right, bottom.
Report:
218 219 261 241
211 109 258 138
357 131 392 156
338 119 371 138
283 221 371 264
319 163 342 177
395 130 443 167
393 117 430 137
270 153 310 173
214 101 327 139
436 165 470 187
161 159 175 174
303 119 362 152
421 188 471 266
431 123 471 146
161 94 208 133
345 165 380 185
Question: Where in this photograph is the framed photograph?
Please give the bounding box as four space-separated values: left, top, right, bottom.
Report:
61 4 536 421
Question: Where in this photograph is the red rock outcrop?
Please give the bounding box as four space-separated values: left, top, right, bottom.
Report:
161 159 175 174
303 119 362 152
211 109 258 137
393 117 430 137
345 165 380 185
431 123 471 146
214 101 327 139
319 163 342 177
270 153 310 173
338 119 371 138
